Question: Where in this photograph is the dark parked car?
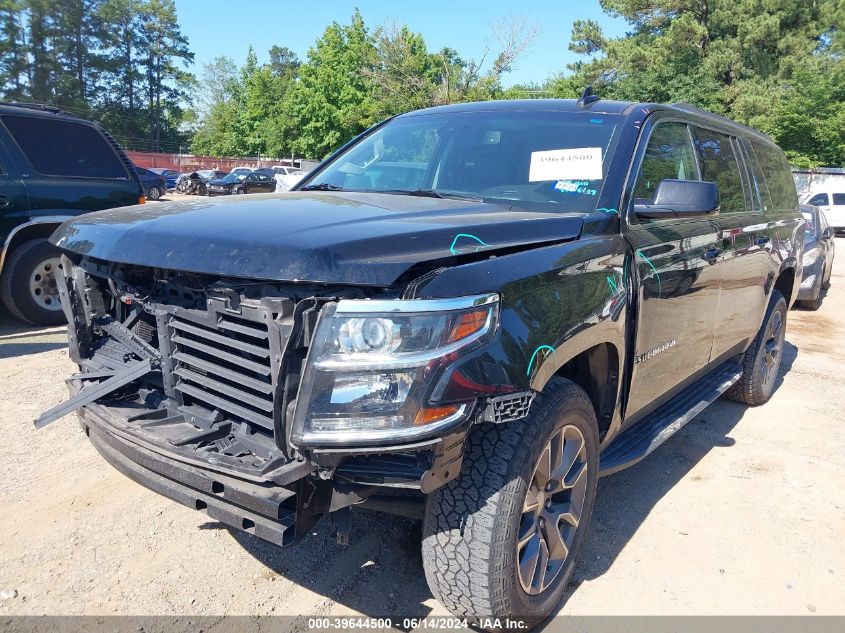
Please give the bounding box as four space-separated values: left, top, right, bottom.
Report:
134 165 167 201
148 167 180 190
207 171 276 195
229 167 255 177
797 204 835 310
0 102 143 324
38 98 803 627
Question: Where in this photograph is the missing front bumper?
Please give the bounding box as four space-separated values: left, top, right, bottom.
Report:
79 405 299 546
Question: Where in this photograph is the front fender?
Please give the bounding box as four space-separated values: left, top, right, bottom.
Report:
0 216 73 275
420 236 629 399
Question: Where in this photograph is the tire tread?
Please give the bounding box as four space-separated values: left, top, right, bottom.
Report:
422 378 597 622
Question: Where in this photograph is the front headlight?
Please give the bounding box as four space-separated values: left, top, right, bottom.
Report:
291 293 499 446
802 245 820 267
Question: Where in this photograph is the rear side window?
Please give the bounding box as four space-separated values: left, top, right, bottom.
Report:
1 114 127 179
833 193 845 205
808 193 829 206
749 140 798 212
691 127 745 214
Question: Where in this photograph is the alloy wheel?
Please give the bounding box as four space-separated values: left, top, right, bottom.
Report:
517 424 588 595
760 308 784 389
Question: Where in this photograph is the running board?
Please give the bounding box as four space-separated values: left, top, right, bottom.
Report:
599 360 743 476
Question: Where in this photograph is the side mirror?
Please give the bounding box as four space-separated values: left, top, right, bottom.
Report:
822 227 834 240
634 179 720 219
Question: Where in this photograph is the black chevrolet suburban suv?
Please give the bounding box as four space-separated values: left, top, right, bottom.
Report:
0 103 144 324
37 99 802 626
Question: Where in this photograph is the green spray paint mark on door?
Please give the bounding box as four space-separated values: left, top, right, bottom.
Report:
636 249 662 298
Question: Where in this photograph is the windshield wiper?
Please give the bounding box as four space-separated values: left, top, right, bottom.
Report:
299 183 344 191
376 189 484 202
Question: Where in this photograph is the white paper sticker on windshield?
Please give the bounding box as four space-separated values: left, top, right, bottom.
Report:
529 147 603 182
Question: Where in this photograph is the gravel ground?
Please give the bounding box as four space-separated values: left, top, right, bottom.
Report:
0 238 843 622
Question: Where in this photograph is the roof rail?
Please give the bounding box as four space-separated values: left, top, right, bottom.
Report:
577 86 601 108
669 102 774 142
0 101 83 118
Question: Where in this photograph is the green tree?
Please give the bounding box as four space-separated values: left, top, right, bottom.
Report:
26 0 57 102
284 10 378 158
563 0 845 166
98 0 144 111
138 0 192 151
0 0 27 98
366 22 441 117
762 60 845 168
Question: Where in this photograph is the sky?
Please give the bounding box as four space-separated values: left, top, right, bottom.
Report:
174 0 630 88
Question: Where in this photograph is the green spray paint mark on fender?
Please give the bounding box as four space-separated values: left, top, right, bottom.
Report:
636 249 661 298
597 207 618 215
526 345 556 377
450 233 489 255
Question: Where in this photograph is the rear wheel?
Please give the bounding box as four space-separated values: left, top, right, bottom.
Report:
422 378 599 628
147 185 162 200
723 289 787 405
1 238 66 325
822 259 832 290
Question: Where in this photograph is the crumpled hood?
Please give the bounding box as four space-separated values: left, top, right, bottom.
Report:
51 191 583 286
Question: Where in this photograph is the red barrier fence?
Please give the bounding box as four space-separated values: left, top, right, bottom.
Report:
126 150 306 173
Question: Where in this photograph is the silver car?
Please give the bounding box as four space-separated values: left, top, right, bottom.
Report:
797 204 835 310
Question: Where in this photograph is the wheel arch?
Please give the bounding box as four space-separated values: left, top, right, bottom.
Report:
529 324 623 443
772 265 796 308
0 217 71 277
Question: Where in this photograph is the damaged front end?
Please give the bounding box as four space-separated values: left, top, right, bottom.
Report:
38 254 509 545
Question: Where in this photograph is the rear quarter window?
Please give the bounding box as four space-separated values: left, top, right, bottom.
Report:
749 139 798 213
1 114 127 179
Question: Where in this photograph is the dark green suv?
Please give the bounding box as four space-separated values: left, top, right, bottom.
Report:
0 102 143 324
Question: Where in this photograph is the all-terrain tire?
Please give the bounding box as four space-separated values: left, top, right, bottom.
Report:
421 377 599 629
723 289 787 405
0 238 66 325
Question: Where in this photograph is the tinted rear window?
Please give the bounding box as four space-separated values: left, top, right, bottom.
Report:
692 127 745 214
748 140 798 212
833 193 845 205
2 114 127 179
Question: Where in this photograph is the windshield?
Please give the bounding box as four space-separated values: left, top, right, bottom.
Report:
304 110 621 212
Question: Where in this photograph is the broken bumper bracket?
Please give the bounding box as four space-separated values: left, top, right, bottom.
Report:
34 358 156 429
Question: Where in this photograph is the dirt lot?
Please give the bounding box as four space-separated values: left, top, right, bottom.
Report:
1 239 843 621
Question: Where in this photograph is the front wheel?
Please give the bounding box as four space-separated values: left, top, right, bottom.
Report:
0 238 66 325
422 378 599 628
